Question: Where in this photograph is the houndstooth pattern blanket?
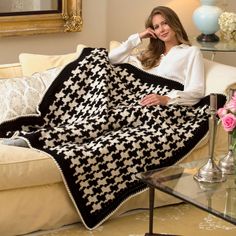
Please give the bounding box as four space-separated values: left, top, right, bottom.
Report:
0 48 226 229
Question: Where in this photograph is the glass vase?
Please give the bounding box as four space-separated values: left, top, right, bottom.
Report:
220 31 236 42
218 133 235 175
234 145 236 176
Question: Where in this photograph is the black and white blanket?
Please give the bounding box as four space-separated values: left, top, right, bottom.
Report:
0 48 226 229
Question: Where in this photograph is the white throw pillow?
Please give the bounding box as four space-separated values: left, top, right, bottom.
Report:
34 66 62 88
0 67 61 124
109 40 143 55
109 41 122 52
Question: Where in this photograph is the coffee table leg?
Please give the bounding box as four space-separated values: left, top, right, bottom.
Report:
145 186 182 236
145 186 159 236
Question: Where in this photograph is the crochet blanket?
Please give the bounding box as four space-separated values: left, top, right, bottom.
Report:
0 48 226 229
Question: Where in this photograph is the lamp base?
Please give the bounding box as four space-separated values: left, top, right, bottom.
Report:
196 33 220 42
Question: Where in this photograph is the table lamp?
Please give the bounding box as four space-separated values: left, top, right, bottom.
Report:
193 0 222 42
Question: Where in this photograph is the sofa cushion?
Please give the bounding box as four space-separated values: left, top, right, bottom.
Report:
0 67 61 124
0 125 228 191
0 45 88 124
0 143 61 191
109 41 236 96
19 44 87 76
204 59 236 95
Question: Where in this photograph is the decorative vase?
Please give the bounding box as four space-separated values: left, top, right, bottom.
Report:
233 149 236 175
218 89 236 175
224 185 236 218
218 133 235 175
231 145 236 177
193 0 222 42
220 29 236 42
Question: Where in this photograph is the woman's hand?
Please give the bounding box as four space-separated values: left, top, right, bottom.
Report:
139 28 157 40
140 94 170 106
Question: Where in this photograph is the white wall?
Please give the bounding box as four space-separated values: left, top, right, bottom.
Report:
0 0 235 67
107 0 199 42
0 0 108 64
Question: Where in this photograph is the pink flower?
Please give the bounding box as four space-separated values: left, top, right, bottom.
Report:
232 92 236 101
225 98 236 113
221 113 236 132
217 107 227 118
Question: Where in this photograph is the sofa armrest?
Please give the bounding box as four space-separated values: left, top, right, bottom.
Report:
0 63 22 79
204 59 236 96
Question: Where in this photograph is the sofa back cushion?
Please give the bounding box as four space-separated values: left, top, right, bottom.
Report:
0 44 87 79
19 44 87 77
0 45 88 124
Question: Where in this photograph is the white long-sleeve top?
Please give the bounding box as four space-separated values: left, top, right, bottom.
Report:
109 33 205 106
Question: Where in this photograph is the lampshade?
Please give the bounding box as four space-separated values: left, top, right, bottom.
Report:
193 0 222 42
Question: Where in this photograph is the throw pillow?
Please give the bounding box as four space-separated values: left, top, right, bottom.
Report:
109 40 122 52
0 67 61 124
109 40 142 55
19 44 87 76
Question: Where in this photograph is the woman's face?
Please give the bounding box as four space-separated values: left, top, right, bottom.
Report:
152 14 176 43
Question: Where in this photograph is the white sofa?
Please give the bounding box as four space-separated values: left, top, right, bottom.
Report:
0 45 236 236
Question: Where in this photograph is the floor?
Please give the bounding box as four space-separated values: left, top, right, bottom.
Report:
27 202 236 236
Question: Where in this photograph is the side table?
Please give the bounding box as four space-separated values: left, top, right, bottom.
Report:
191 38 236 61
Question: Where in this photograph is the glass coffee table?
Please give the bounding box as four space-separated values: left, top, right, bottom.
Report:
136 159 236 236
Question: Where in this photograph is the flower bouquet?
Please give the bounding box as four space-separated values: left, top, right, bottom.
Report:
217 91 236 145
218 12 236 41
217 90 236 174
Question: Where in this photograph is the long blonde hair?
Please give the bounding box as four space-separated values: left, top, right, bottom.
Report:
138 6 191 70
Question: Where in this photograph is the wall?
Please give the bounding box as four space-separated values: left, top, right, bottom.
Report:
107 0 199 42
0 0 235 67
0 0 108 64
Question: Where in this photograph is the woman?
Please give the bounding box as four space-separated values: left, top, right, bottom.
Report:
109 6 205 106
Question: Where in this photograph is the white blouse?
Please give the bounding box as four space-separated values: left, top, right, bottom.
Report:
108 33 205 106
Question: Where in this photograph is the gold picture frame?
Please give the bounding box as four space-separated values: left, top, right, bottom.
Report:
0 0 82 37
